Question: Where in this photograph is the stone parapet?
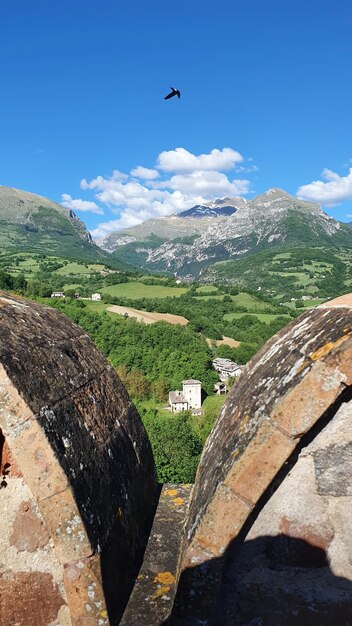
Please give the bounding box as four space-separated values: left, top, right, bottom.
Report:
120 484 191 625
0 292 158 626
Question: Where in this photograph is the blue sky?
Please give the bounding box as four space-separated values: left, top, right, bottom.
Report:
1 0 351 237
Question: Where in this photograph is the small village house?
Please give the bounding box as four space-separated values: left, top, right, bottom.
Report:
91 293 102 301
50 292 65 298
168 379 203 415
213 357 243 381
214 382 227 395
168 390 189 413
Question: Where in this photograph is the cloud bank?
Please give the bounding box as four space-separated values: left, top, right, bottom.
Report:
62 147 253 237
297 168 352 206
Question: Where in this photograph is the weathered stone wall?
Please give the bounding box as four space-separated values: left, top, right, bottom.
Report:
0 292 158 626
218 398 352 625
169 298 352 624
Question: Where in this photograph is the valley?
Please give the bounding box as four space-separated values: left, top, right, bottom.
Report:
1 184 350 482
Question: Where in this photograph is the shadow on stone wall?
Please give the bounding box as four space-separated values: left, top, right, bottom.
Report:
167 535 352 625
100 483 162 625
166 387 352 626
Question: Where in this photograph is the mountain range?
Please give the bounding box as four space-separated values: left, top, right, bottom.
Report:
95 197 245 253
102 188 352 278
1 186 352 287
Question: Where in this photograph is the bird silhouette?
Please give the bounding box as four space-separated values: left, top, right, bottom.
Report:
164 87 181 100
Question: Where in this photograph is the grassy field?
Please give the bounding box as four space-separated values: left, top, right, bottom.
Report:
3 253 109 279
139 275 170 283
298 299 325 308
84 301 110 313
4 253 41 276
195 285 220 294
100 282 188 299
56 262 106 276
106 305 188 325
280 298 324 309
224 312 291 324
230 292 277 311
62 283 81 290
268 271 310 282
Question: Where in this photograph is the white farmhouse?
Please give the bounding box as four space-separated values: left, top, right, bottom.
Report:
169 379 202 414
51 292 65 298
213 358 243 381
91 293 102 301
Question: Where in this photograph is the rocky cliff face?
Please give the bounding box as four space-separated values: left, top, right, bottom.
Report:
95 196 245 253
177 196 246 218
106 188 352 277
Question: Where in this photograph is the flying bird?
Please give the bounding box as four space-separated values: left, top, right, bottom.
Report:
164 87 181 100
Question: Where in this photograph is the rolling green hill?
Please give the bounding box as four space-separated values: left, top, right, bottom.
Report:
203 247 350 301
0 186 108 262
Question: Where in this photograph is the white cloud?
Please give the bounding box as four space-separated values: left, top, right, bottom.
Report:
61 193 104 214
89 188 211 236
130 166 159 180
236 164 259 173
297 168 352 206
81 169 128 190
157 147 243 173
69 146 254 237
158 170 250 196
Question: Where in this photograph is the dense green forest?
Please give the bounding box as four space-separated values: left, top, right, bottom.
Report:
0 251 327 482
45 298 220 481
42 297 292 481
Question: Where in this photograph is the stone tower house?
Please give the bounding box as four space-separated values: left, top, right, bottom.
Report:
182 379 202 409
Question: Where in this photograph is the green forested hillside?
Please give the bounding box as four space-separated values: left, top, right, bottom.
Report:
204 247 351 301
0 186 108 261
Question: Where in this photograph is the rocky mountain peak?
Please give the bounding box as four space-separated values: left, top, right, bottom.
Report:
177 195 246 219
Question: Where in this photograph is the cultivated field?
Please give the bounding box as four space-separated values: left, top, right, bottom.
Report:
101 282 188 299
224 312 291 324
206 336 241 348
106 305 188 325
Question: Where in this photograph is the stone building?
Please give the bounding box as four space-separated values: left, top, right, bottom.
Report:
214 381 227 394
168 390 188 412
168 379 202 414
0 292 157 626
